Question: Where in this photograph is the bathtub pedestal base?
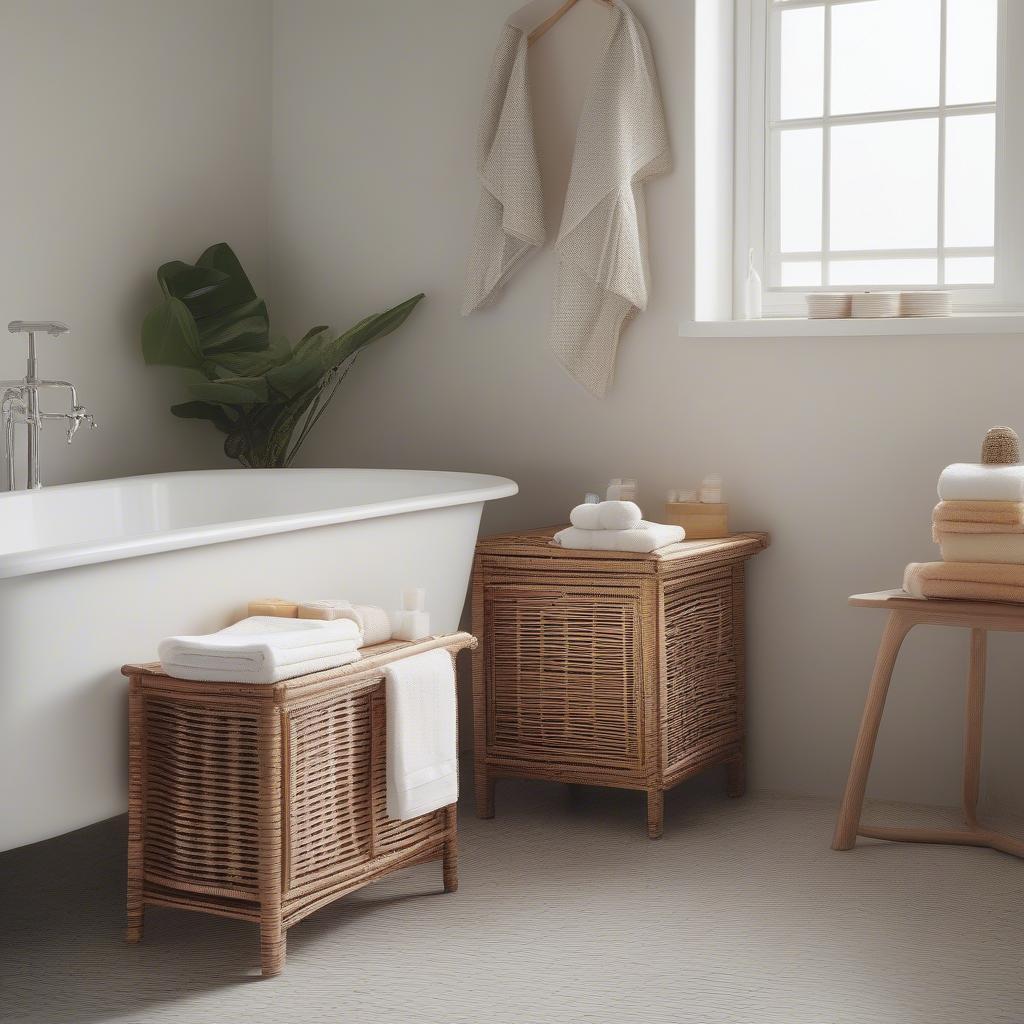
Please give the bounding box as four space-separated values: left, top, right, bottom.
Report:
124 633 475 977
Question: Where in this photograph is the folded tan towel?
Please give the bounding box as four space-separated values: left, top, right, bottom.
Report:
932 499 1024 532
904 561 1024 603
936 532 1024 565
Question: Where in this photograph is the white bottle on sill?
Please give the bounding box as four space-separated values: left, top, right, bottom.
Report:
744 248 762 321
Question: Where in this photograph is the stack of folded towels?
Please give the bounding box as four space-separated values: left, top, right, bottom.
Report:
904 427 1024 602
553 500 685 553
159 615 363 684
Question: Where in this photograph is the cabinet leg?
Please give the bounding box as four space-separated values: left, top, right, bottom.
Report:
726 756 745 798
260 930 286 978
125 909 144 944
475 768 495 819
443 805 459 893
646 789 664 840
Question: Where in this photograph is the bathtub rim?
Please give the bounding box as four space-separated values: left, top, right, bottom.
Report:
0 467 517 580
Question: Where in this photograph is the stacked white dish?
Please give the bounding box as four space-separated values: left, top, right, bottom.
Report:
805 293 852 319
851 292 900 318
900 290 952 317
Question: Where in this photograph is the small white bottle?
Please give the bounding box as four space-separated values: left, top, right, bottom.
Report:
744 249 762 320
392 587 430 641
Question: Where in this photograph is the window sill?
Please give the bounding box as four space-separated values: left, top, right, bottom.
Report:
679 314 1024 339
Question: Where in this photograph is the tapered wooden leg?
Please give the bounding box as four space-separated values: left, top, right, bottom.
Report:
726 755 745 798
125 680 145 943
832 612 913 851
475 768 495 819
257 707 285 977
646 789 664 839
962 628 987 829
442 805 459 892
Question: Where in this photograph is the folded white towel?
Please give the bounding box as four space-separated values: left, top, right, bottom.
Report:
598 500 643 531
569 500 643 531
938 532 1024 565
159 616 361 684
938 463 1024 502
570 503 604 530
385 648 458 820
553 521 685 553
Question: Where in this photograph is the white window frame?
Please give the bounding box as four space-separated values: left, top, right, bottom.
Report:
736 0 1016 318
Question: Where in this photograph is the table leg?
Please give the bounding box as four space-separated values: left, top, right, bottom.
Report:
962 628 987 829
442 804 459 893
832 612 913 851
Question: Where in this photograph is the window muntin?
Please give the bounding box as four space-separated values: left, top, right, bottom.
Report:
760 0 1000 300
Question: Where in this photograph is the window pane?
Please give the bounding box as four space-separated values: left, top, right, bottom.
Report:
945 257 994 285
830 119 938 250
945 114 996 248
946 0 998 106
831 0 941 115
780 128 822 252
830 259 938 286
779 6 824 120
781 261 822 287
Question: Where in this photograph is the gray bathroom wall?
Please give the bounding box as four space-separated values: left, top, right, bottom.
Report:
0 0 272 485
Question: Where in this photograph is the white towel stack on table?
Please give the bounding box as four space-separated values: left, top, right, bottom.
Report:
159 616 362 684
554 500 685 553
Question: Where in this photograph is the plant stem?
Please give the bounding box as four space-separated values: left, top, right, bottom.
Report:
284 354 359 467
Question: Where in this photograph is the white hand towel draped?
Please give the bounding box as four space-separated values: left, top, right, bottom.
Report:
462 0 671 398
385 648 459 820
158 616 362 684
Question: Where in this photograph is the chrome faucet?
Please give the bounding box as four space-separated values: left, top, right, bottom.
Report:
2 321 96 490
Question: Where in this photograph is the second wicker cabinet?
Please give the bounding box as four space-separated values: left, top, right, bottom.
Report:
470 529 769 837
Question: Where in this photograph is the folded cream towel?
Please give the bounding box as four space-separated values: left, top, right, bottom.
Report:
938 464 1024 502
904 561 1024 603
569 500 643 531
305 603 392 646
936 532 1024 565
553 520 684 553
932 500 1024 535
297 599 353 620
385 648 458 820
159 616 362 684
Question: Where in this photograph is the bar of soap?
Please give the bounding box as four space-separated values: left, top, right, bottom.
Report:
298 599 353 620
247 598 299 618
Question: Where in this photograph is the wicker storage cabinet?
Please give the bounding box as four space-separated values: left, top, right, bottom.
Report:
471 530 768 837
124 633 474 977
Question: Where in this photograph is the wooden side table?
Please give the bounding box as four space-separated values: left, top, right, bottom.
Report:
124 633 475 977
833 591 1024 859
470 529 769 837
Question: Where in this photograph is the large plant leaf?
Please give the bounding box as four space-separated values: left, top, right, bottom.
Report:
189 375 270 405
170 400 237 434
321 294 424 370
141 297 203 368
153 243 269 359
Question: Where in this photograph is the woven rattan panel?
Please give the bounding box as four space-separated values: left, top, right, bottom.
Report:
484 584 643 768
143 697 260 898
285 692 373 890
662 571 738 774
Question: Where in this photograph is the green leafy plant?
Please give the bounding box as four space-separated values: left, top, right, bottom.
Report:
141 242 423 468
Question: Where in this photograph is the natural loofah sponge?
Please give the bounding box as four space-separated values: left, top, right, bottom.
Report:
981 426 1021 466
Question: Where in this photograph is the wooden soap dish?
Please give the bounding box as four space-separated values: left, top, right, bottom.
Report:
663 501 729 540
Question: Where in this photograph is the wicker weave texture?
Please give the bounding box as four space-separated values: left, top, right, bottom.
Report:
126 633 475 976
471 532 767 837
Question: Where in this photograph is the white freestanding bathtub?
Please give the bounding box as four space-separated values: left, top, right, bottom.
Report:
0 468 517 851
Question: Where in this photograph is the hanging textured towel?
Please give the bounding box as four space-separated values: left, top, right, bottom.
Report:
462 0 671 398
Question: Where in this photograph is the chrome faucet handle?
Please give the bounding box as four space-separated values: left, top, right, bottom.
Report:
8 321 69 337
65 406 96 444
